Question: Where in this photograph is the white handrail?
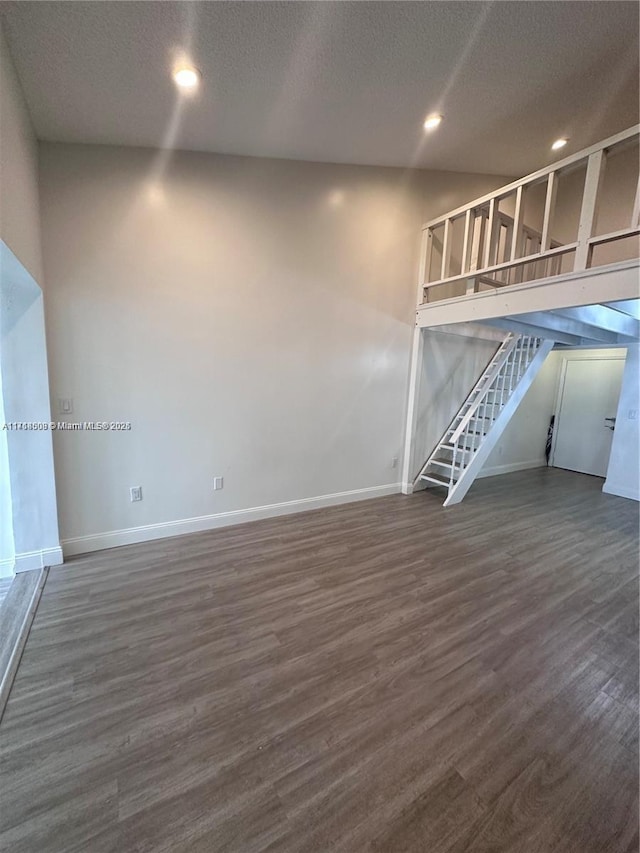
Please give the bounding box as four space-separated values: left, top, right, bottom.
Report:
422 124 639 230
420 124 639 303
450 335 520 443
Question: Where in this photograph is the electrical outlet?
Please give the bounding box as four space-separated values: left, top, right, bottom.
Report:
58 397 73 415
391 456 399 469
130 486 143 502
213 476 224 491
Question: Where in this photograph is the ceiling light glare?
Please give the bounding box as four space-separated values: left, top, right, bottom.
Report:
423 114 443 131
551 138 568 151
172 65 201 91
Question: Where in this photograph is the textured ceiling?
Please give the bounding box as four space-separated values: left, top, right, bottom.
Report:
1 1 638 176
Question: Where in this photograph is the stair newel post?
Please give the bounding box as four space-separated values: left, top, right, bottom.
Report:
401 230 430 493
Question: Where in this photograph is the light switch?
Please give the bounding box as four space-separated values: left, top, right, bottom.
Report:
629 409 637 420
58 398 73 414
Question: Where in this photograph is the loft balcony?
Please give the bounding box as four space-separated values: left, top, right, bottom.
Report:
415 125 639 328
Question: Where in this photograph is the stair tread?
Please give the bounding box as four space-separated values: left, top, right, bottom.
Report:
430 457 462 469
420 473 452 487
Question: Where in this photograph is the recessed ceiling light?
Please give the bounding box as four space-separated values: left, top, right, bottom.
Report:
551 138 568 151
172 64 201 91
423 114 443 131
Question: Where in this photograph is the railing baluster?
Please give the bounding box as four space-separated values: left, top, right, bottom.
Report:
483 198 497 269
575 149 606 270
418 125 638 303
541 172 558 252
512 341 522 391
510 345 518 393
469 210 485 272
510 185 526 263
632 175 640 228
441 219 452 280
503 222 513 266
461 209 472 274
499 355 508 410
423 228 433 285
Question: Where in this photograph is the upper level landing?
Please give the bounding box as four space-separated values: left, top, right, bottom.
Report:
415 126 639 331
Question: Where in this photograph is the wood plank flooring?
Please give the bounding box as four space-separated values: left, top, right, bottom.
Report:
0 468 638 852
0 569 47 719
0 577 14 610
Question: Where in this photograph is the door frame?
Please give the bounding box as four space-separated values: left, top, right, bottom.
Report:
550 348 627 471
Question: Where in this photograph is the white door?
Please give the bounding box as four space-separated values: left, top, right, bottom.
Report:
552 356 625 477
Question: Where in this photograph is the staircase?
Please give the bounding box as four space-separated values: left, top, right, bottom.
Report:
414 333 554 506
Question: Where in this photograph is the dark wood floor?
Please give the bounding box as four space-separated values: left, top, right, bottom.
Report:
0 469 638 852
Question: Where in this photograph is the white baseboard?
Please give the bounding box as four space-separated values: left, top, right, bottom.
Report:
0 546 63 577
61 483 402 557
0 558 15 579
602 480 640 502
477 459 546 479
14 546 64 573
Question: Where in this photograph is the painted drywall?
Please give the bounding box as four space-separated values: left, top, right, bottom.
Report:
0 360 14 577
0 24 43 283
486 347 631 483
0 34 61 573
0 243 62 571
604 343 639 501
39 142 509 552
410 326 498 479
481 350 561 476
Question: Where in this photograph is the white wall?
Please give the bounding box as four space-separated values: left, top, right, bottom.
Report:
0 24 43 284
604 343 639 501
0 360 14 576
410 326 498 478
481 350 561 476
39 141 508 553
0 28 61 574
0 244 62 571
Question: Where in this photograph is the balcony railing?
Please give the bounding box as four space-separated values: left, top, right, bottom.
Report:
420 125 640 305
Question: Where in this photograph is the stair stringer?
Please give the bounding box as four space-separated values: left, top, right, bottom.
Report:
442 338 554 506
